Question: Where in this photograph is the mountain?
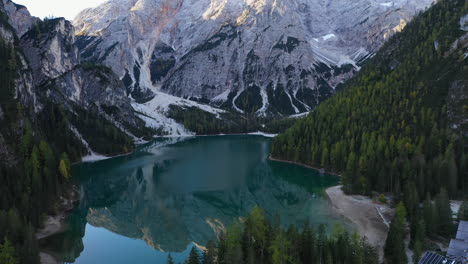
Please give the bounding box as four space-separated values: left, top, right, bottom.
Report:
271 0 467 260
0 1 154 262
73 0 434 119
271 0 467 197
0 0 153 158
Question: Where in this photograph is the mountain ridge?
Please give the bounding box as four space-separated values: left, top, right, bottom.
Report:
73 0 434 117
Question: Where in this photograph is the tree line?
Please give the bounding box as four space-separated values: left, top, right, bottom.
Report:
272 0 467 263
177 207 378 264
0 15 135 263
272 0 467 198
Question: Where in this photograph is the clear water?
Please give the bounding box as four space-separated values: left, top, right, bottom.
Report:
40 135 347 264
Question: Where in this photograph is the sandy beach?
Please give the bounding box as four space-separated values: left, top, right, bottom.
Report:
326 185 394 262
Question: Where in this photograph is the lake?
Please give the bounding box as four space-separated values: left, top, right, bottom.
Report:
40 135 347 263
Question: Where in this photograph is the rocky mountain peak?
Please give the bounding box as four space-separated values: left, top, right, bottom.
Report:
73 0 435 117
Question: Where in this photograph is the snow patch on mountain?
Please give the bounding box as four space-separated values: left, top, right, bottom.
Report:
379 2 393 7
73 0 435 117
132 91 226 136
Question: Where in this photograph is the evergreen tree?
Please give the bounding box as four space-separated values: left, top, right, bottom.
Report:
167 254 174 264
58 159 70 181
186 207 378 264
271 0 467 203
187 247 199 264
413 239 423 264
217 233 227 264
298 220 315 264
434 188 453 236
458 201 468 221
224 221 244 264
60 152 71 180
422 194 435 236
0 237 18 264
270 231 293 264
202 240 216 264
243 206 268 263
384 202 407 264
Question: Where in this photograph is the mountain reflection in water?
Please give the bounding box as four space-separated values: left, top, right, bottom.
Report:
40 136 346 264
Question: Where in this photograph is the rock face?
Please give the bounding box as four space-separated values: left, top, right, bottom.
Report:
21 19 79 86
74 0 434 116
1 0 37 37
0 0 149 157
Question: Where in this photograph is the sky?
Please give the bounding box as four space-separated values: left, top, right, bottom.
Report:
14 0 108 21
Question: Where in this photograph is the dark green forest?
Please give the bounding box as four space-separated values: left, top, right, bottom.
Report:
0 18 141 263
272 0 467 262
0 36 67 263
168 105 299 135
1 0 467 262
273 0 467 198
181 207 378 264
168 105 259 135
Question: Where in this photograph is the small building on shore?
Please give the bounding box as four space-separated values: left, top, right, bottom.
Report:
419 252 463 264
447 221 468 263
419 221 468 264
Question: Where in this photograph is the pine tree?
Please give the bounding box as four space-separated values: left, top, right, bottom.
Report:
167 253 175 264
187 246 199 264
202 240 216 264
413 239 423 264
270 231 293 264
384 202 407 264
0 237 18 264
434 188 453 236
225 221 244 264
59 159 70 181
422 194 434 235
458 200 468 221
299 220 315 264
243 206 267 263
217 233 227 264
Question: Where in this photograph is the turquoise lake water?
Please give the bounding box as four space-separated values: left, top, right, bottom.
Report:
40 135 346 263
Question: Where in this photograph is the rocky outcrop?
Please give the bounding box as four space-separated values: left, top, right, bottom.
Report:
20 18 79 86
1 0 37 37
74 0 435 116
0 0 151 157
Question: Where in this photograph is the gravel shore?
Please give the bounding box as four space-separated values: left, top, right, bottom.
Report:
326 185 394 262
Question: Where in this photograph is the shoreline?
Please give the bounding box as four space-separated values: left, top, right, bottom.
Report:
268 156 342 177
269 156 391 261
78 132 278 164
36 191 79 264
154 131 278 139
325 185 393 262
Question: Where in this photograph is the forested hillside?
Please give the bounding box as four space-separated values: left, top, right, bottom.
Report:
272 0 467 197
0 10 147 264
0 34 65 263
272 0 467 262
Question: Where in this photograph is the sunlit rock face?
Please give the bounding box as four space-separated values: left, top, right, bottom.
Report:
0 0 148 141
74 0 434 116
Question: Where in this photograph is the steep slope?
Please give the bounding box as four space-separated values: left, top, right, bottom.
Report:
272 0 467 210
2 0 153 154
73 0 434 117
0 1 152 263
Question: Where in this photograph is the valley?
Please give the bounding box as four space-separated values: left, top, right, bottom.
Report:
0 0 466 263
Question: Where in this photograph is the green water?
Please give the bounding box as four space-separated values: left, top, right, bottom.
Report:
40 135 346 263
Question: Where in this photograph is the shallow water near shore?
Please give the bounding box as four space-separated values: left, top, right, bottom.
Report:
40 135 348 264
